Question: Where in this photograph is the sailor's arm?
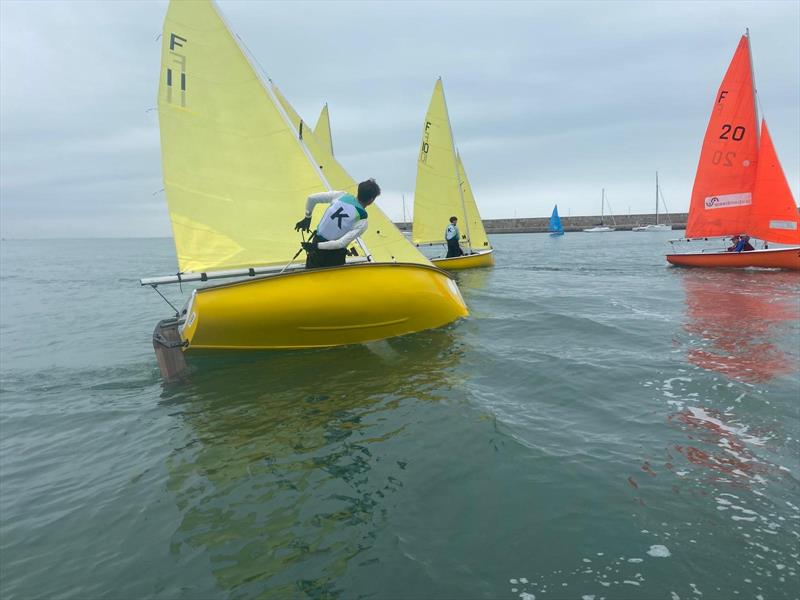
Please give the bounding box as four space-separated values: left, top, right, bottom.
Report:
318 219 368 250
295 191 344 232
304 191 344 216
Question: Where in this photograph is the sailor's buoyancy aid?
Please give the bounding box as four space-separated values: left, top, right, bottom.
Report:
316 194 368 242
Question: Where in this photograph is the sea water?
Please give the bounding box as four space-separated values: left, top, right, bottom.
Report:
1 233 798 599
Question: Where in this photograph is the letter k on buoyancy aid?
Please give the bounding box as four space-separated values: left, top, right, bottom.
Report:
316 194 368 242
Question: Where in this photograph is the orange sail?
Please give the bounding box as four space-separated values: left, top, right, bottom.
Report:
686 35 759 239
748 120 800 244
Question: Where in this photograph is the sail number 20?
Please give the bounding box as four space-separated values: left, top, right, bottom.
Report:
719 124 746 141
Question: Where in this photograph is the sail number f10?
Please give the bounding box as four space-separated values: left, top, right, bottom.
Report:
420 121 432 164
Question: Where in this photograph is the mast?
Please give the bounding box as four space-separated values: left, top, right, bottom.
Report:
601 188 605 225
655 171 659 225
439 78 472 253
746 29 760 147
211 1 372 261
402 194 407 224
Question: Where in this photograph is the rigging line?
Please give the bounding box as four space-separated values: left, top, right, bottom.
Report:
754 90 767 125
235 32 273 82
150 285 180 316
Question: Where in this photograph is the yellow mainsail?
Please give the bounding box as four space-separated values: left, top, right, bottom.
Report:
314 103 334 156
413 78 490 252
272 86 431 265
159 0 328 272
458 152 490 249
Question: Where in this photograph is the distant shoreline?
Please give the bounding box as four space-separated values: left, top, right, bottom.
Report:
1 213 688 240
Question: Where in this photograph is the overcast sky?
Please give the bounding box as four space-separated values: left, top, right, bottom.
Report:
1 0 798 238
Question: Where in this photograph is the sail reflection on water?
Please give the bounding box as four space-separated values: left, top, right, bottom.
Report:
680 269 799 383
159 329 464 596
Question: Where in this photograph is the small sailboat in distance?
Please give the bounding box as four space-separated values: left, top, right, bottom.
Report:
583 189 616 232
633 172 672 231
141 0 467 355
412 78 494 270
666 31 800 270
549 205 565 236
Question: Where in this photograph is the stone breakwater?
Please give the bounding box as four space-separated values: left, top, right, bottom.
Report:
396 213 687 233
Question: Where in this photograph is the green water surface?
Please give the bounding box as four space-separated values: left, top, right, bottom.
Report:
1 234 798 599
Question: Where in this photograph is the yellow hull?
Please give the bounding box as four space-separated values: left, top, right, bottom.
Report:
179 263 468 350
432 249 495 271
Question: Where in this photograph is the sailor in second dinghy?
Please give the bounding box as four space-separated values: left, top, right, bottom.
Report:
294 179 381 268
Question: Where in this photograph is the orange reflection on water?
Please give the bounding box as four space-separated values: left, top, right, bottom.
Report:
680 269 799 383
670 407 772 485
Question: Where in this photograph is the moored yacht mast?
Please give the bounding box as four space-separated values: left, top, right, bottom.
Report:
655 171 659 225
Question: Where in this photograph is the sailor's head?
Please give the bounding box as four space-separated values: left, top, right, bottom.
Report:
450 216 458 224
357 179 381 206
731 235 740 241
742 235 750 241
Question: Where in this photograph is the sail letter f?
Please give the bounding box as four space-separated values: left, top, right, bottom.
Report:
170 33 187 50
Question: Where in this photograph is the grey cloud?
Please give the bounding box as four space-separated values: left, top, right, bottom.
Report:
1 0 797 237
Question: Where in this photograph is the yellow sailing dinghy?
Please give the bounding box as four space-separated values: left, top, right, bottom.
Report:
141 0 467 357
412 78 494 270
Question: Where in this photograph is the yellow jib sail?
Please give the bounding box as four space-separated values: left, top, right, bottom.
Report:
314 103 334 156
272 85 431 265
158 0 329 273
458 152 490 249
413 78 490 251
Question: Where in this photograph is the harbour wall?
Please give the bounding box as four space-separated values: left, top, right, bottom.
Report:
396 213 688 233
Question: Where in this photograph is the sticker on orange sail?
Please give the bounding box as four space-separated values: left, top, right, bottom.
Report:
704 192 751 210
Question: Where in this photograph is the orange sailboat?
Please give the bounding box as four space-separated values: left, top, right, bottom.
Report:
666 31 800 270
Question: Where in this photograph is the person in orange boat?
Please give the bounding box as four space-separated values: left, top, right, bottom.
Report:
734 235 755 252
726 235 741 252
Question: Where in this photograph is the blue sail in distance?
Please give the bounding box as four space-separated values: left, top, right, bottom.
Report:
549 205 564 235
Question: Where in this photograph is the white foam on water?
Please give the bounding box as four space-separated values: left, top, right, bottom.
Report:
627 558 643 563
581 595 595 600
519 593 535 600
623 580 640 586
671 592 680 600
519 578 528 583
647 545 671 558
690 582 703 596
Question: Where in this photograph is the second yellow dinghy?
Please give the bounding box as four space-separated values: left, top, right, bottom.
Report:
141 0 467 352
412 78 494 270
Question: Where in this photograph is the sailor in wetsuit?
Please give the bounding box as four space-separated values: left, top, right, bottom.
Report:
294 179 381 268
445 216 464 258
